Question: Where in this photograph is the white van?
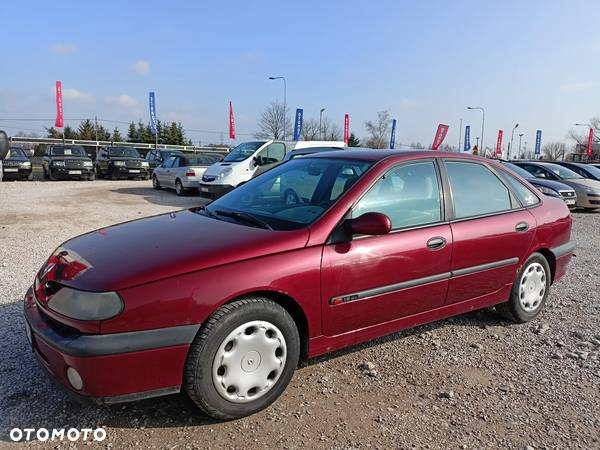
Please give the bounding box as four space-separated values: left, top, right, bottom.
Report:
199 140 345 198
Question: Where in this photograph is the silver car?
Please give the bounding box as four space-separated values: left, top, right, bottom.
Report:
152 153 223 196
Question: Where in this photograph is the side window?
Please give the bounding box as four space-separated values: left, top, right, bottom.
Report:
353 161 442 229
258 143 286 164
497 169 540 207
163 156 176 168
446 161 512 219
172 157 180 168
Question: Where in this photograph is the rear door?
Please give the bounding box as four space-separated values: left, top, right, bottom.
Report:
443 160 537 305
321 159 452 336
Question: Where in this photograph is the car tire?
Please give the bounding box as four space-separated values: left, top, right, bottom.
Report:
27 172 34 181
48 170 57 181
87 172 95 181
497 252 551 323
152 175 161 190
184 297 300 420
175 179 186 196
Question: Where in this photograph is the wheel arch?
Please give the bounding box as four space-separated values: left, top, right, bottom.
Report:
533 248 556 283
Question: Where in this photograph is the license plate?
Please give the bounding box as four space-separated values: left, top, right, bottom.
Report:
565 199 575 205
201 187 209 192
68 170 82 175
129 169 140 173
4 168 18 172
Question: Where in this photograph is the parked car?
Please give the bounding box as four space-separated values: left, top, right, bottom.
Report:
42 145 94 181
24 151 574 420
95 146 150 180
251 146 345 179
199 140 346 198
501 162 577 209
1 147 32 181
144 149 184 174
152 153 223 195
513 161 600 210
552 161 600 181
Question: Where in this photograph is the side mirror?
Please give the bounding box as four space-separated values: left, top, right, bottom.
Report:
0 130 9 160
348 212 392 236
253 156 261 166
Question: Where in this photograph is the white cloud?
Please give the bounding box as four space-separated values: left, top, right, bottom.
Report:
50 43 77 54
559 82 594 92
50 87 94 103
400 98 417 108
106 94 139 109
131 60 151 75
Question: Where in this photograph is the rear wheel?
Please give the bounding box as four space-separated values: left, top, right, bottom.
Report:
498 252 551 323
152 174 161 190
184 298 299 420
175 179 186 196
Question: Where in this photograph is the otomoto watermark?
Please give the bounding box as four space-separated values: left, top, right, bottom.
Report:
9 427 107 442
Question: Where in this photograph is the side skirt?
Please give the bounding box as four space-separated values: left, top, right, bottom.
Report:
308 283 512 358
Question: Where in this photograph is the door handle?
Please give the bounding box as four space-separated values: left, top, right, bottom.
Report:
427 237 447 250
515 222 529 232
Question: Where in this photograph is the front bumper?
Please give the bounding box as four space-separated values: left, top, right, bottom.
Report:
581 193 600 208
23 288 198 403
49 166 94 179
2 167 31 180
109 166 149 179
198 183 235 198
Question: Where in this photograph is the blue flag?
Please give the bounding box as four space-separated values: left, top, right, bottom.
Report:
535 130 542 155
149 92 157 136
390 119 397 149
464 125 471 151
293 108 303 141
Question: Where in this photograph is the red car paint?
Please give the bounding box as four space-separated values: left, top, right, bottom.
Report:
23 151 574 402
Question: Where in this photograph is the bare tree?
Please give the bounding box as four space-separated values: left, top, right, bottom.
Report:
300 117 342 141
321 117 342 141
365 110 391 149
301 118 320 140
256 102 290 140
542 142 566 161
567 116 600 157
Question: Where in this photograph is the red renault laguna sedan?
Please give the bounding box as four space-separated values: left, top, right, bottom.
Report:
23 150 574 419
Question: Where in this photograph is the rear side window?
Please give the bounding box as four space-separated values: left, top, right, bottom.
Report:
445 161 512 219
497 169 540 206
353 161 442 229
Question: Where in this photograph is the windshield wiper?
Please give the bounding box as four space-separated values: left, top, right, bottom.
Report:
214 209 272 230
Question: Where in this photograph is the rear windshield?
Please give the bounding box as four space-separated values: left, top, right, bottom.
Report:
503 162 533 179
581 164 600 178
542 163 583 179
108 147 141 158
50 146 86 157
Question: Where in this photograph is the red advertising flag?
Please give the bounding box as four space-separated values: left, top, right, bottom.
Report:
229 101 236 140
55 81 64 128
588 127 594 157
431 124 449 150
344 114 349 144
496 130 504 156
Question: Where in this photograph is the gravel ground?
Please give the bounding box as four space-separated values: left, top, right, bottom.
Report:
0 180 599 449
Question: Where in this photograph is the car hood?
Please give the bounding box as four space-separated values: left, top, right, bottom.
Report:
560 178 600 191
204 162 236 177
528 178 574 191
38 209 309 292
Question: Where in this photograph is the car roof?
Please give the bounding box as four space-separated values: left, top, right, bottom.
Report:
305 149 490 163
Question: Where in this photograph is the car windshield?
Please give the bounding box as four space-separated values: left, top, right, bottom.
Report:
503 163 533 179
8 148 26 158
183 154 222 166
50 146 86 157
223 141 267 162
580 164 600 178
205 157 373 230
108 147 141 158
542 163 583 179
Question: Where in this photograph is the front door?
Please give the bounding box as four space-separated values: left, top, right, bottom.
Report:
321 160 452 336
442 160 536 305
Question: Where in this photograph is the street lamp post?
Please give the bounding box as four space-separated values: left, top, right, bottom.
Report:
269 76 287 140
467 106 485 153
319 108 326 140
518 133 524 158
508 123 519 160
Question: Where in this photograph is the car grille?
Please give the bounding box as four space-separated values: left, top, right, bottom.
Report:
559 190 576 198
202 175 216 182
125 160 143 168
64 159 85 169
2 160 21 167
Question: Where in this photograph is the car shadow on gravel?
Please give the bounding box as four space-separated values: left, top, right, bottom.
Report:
0 302 509 438
110 186 209 208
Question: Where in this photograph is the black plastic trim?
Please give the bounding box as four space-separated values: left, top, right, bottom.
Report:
550 241 575 259
451 257 519 277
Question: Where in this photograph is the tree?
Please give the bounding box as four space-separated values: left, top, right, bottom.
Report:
77 119 96 140
542 142 566 161
127 122 138 141
320 117 342 141
63 126 77 139
112 127 123 142
45 127 61 138
410 142 425 149
256 102 290 140
301 118 320 140
364 110 391 149
348 133 361 147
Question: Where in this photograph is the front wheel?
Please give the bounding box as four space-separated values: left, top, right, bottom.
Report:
152 175 161 190
184 298 300 420
498 252 551 323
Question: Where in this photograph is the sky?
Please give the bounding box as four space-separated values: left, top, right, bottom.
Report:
1 0 599 150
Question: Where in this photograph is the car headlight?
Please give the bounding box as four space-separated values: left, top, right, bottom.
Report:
47 286 123 321
141 161 149 167
20 161 31 167
536 185 559 197
83 161 93 167
113 161 126 167
217 167 232 179
52 161 65 167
